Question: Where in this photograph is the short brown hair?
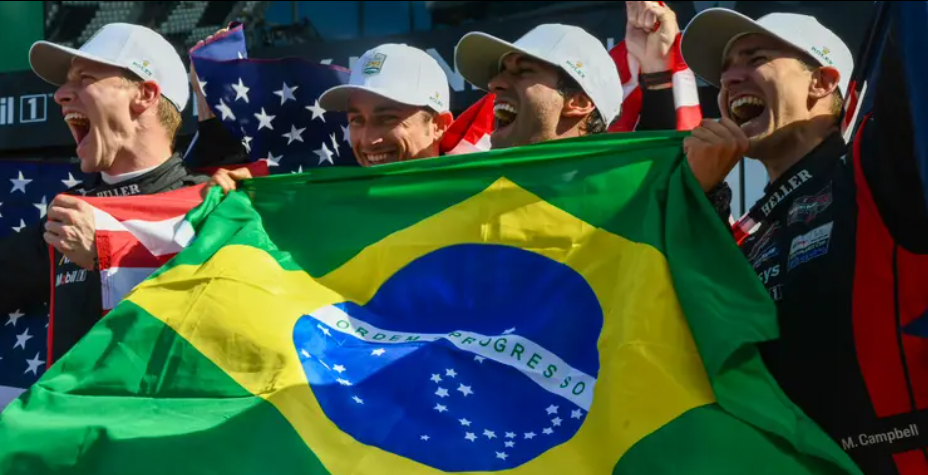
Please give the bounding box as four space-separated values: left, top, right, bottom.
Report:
120 73 182 144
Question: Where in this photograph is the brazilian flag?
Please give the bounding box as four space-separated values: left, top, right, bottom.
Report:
0 132 861 474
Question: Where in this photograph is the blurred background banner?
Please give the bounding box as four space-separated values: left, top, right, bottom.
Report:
0 3 44 74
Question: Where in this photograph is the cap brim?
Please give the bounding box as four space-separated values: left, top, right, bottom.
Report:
29 41 128 86
319 84 430 112
681 9 777 89
455 32 551 91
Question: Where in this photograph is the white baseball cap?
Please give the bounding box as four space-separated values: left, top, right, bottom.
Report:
682 9 854 97
29 23 189 112
455 24 623 124
319 44 450 113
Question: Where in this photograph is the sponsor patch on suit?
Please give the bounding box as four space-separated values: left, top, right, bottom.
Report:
788 222 834 271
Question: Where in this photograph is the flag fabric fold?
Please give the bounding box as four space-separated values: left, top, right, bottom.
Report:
0 132 860 475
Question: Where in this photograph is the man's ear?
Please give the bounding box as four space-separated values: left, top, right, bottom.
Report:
809 66 841 100
130 80 162 115
562 92 596 119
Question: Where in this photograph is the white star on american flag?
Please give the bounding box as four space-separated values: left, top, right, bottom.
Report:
10 171 32 194
6 309 24 327
273 82 299 105
305 100 326 122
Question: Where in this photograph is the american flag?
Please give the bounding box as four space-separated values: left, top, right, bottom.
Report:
189 24 357 173
0 161 86 409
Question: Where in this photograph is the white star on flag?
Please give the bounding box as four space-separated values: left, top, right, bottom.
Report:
14 328 33 350
483 430 496 439
420 435 430 441
524 432 536 440
197 76 207 96
290 166 305 174
282 124 306 145
457 384 473 397
434 404 447 413
352 396 364 404
33 196 47 218
371 348 386 357
254 108 276 131
273 82 299 105
445 369 457 378
464 432 477 442
305 100 326 122
341 125 350 143
237 51 245 59
232 78 250 103
333 365 346 374
317 324 332 337
459 418 471 427
496 452 508 460
24 353 45 376
314 142 335 165
552 417 562 427
505 432 516 439
318 359 331 371
215 98 236 121
503 327 516 335
474 355 486 363
505 441 515 448
543 428 554 435
336 378 352 386
10 171 32 194
62 173 81 188
546 405 559 415
435 387 449 398
300 349 310 358
241 130 253 153
265 152 282 167
12 220 27 233
571 409 584 419
430 374 442 383
6 309 24 327
330 133 340 156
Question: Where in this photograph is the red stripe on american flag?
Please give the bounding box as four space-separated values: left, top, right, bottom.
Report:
97 230 178 270
79 185 205 223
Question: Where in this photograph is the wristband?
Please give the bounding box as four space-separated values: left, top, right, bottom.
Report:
640 70 673 88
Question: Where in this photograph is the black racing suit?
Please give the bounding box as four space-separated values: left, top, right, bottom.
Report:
0 120 239 362
736 32 928 475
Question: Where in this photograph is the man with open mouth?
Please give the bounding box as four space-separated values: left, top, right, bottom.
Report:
454 24 622 150
0 23 210 362
681 8 928 474
206 42 454 192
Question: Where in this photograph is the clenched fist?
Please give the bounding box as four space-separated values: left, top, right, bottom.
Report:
684 118 749 192
625 1 680 74
44 195 97 270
